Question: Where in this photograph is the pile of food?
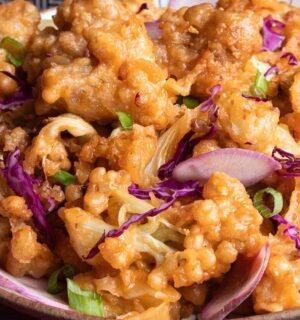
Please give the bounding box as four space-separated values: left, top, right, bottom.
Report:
1 0 300 318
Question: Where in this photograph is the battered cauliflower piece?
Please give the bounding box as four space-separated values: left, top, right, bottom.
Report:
6 224 56 278
0 217 10 267
159 4 262 97
23 27 87 83
107 125 157 185
24 114 96 175
254 179 300 313
218 88 280 149
60 206 174 270
0 0 40 47
148 172 264 289
41 0 175 129
0 196 32 222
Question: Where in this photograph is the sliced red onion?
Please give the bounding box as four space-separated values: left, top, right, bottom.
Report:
145 22 162 40
0 71 33 110
173 148 281 187
272 147 300 177
2 149 54 246
242 93 268 102
262 16 285 52
158 125 216 180
137 2 149 13
281 52 298 66
264 65 278 77
168 0 205 10
201 244 270 320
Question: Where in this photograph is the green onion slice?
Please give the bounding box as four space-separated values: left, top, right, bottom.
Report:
0 37 25 68
52 170 76 186
48 264 75 294
250 71 268 99
116 111 133 130
177 95 200 109
67 279 105 317
253 187 283 218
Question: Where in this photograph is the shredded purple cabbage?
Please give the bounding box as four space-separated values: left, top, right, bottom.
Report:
137 2 149 13
272 215 300 250
281 52 298 66
264 65 279 77
0 71 33 110
158 125 216 180
85 179 201 259
129 179 202 200
262 16 285 52
272 147 300 177
242 93 268 102
200 84 221 123
2 149 54 246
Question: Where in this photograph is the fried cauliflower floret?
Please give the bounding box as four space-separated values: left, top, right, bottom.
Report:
0 0 40 47
107 125 157 185
148 172 264 289
254 179 300 313
24 114 96 175
42 0 175 129
218 89 280 149
23 27 87 83
6 225 56 278
0 52 18 98
3 127 29 152
0 196 32 221
84 167 131 216
159 4 262 96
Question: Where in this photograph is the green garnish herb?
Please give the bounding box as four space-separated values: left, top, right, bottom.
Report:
177 95 200 109
0 37 25 68
253 187 283 218
67 279 105 317
52 170 76 186
48 264 75 294
250 71 269 99
116 111 133 130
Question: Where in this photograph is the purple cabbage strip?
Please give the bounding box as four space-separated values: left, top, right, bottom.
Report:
85 179 202 259
281 52 298 66
272 215 300 250
84 195 177 259
137 2 149 13
264 65 279 77
242 93 268 102
2 149 54 247
158 125 216 180
262 15 285 52
200 84 221 115
128 179 202 200
0 71 33 110
272 146 300 176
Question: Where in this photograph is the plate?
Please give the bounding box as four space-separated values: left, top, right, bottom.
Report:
1 2 300 320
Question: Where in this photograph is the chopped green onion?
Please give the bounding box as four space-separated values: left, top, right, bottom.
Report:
48 264 75 294
250 71 268 99
177 95 200 109
116 111 133 130
253 187 283 218
67 279 105 317
52 170 76 186
0 37 25 68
